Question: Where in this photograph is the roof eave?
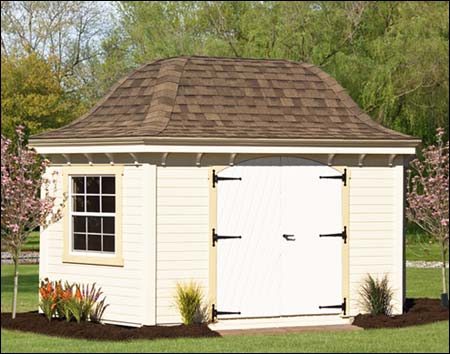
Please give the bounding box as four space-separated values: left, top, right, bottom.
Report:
29 136 421 149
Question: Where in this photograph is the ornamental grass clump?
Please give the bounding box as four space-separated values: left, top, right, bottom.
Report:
38 278 109 323
175 281 204 325
359 274 394 316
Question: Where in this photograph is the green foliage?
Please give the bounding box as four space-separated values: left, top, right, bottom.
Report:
175 281 205 325
359 274 394 316
0 53 80 139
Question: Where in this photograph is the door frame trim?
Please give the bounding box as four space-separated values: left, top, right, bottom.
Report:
208 160 350 321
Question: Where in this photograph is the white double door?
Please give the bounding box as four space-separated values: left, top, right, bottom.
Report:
217 157 343 318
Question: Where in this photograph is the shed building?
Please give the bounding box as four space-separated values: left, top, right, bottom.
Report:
30 56 419 328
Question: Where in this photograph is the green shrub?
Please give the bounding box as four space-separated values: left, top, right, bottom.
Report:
359 274 394 316
175 281 204 325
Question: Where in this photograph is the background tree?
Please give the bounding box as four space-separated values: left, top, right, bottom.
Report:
406 128 449 306
1 1 111 137
1 127 65 318
1 53 77 138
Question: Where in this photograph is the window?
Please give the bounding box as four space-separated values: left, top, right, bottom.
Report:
70 176 116 253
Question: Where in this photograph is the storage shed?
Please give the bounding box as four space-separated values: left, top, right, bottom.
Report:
30 56 420 328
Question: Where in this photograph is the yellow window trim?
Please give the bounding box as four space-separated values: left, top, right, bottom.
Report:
62 165 124 267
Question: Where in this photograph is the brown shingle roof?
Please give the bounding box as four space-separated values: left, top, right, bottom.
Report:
31 56 416 142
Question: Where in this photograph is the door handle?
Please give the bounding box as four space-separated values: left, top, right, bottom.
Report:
283 234 296 241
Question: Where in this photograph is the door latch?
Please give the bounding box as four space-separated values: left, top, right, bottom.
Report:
282 234 296 241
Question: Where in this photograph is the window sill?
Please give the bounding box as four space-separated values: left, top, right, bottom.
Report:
62 254 124 267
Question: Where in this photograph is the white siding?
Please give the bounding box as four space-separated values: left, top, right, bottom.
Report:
40 164 156 326
348 166 404 316
156 167 210 324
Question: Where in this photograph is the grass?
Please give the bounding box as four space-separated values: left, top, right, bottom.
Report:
1 265 449 353
406 242 442 262
1 321 448 353
1 231 40 252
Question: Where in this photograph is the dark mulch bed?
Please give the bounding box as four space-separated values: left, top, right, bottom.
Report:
353 298 449 329
1 312 220 341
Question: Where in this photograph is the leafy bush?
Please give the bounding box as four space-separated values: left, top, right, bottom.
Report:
175 281 204 325
359 274 394 316
38 279 108 323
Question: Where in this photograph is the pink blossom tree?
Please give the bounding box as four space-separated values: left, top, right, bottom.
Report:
1 127 65 319
407 128 449 306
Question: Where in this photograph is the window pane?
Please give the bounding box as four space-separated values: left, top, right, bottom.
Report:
72 177 84 194
86 177 100 194
102 196 115 213
73 216 86 232
72 196 85 212
87 234 102 251
102 177 115 194
86 196 100 212
73 233 86 250
87 216 101 233
103 236 115 252
103 217 115 234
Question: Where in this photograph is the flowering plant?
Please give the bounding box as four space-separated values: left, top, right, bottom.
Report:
39 278 58 321
1 127 65 319
38 278 109 323
407 127 449 304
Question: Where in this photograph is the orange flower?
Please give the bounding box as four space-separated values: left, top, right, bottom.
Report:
39 287 47 299
62 289 72 300
46 282 52 293
75 288 82 300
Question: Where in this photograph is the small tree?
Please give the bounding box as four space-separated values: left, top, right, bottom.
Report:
406 128 449 306
1 126 64 319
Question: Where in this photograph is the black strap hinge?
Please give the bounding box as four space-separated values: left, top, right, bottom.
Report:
212 228 242 247
319 168 347 186
319 298 347 315
212 304 241 321
319 226 347 244
212 169 242 188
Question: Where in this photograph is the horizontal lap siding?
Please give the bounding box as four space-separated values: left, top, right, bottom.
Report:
349 166 403 316
156 167 210 324
40 166 148 326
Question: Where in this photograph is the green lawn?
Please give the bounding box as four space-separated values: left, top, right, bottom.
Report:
406 242 442 262
1 231 40 252
1 265 449 353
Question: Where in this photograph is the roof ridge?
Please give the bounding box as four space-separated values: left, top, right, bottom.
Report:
142 57 189 135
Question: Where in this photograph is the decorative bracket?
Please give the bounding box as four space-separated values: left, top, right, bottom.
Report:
105 153 115 165
62 153 71 165
196 153 203 167
388 154 397 167
229 153 238 166
83 153 93 166
327 153 335 166
358 154 366 167
161 152 169 166
129 153 139 165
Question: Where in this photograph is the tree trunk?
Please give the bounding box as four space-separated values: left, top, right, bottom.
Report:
12 252 19 319
440 245 449 307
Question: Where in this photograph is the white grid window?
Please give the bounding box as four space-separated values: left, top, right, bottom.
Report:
70 176 116 253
